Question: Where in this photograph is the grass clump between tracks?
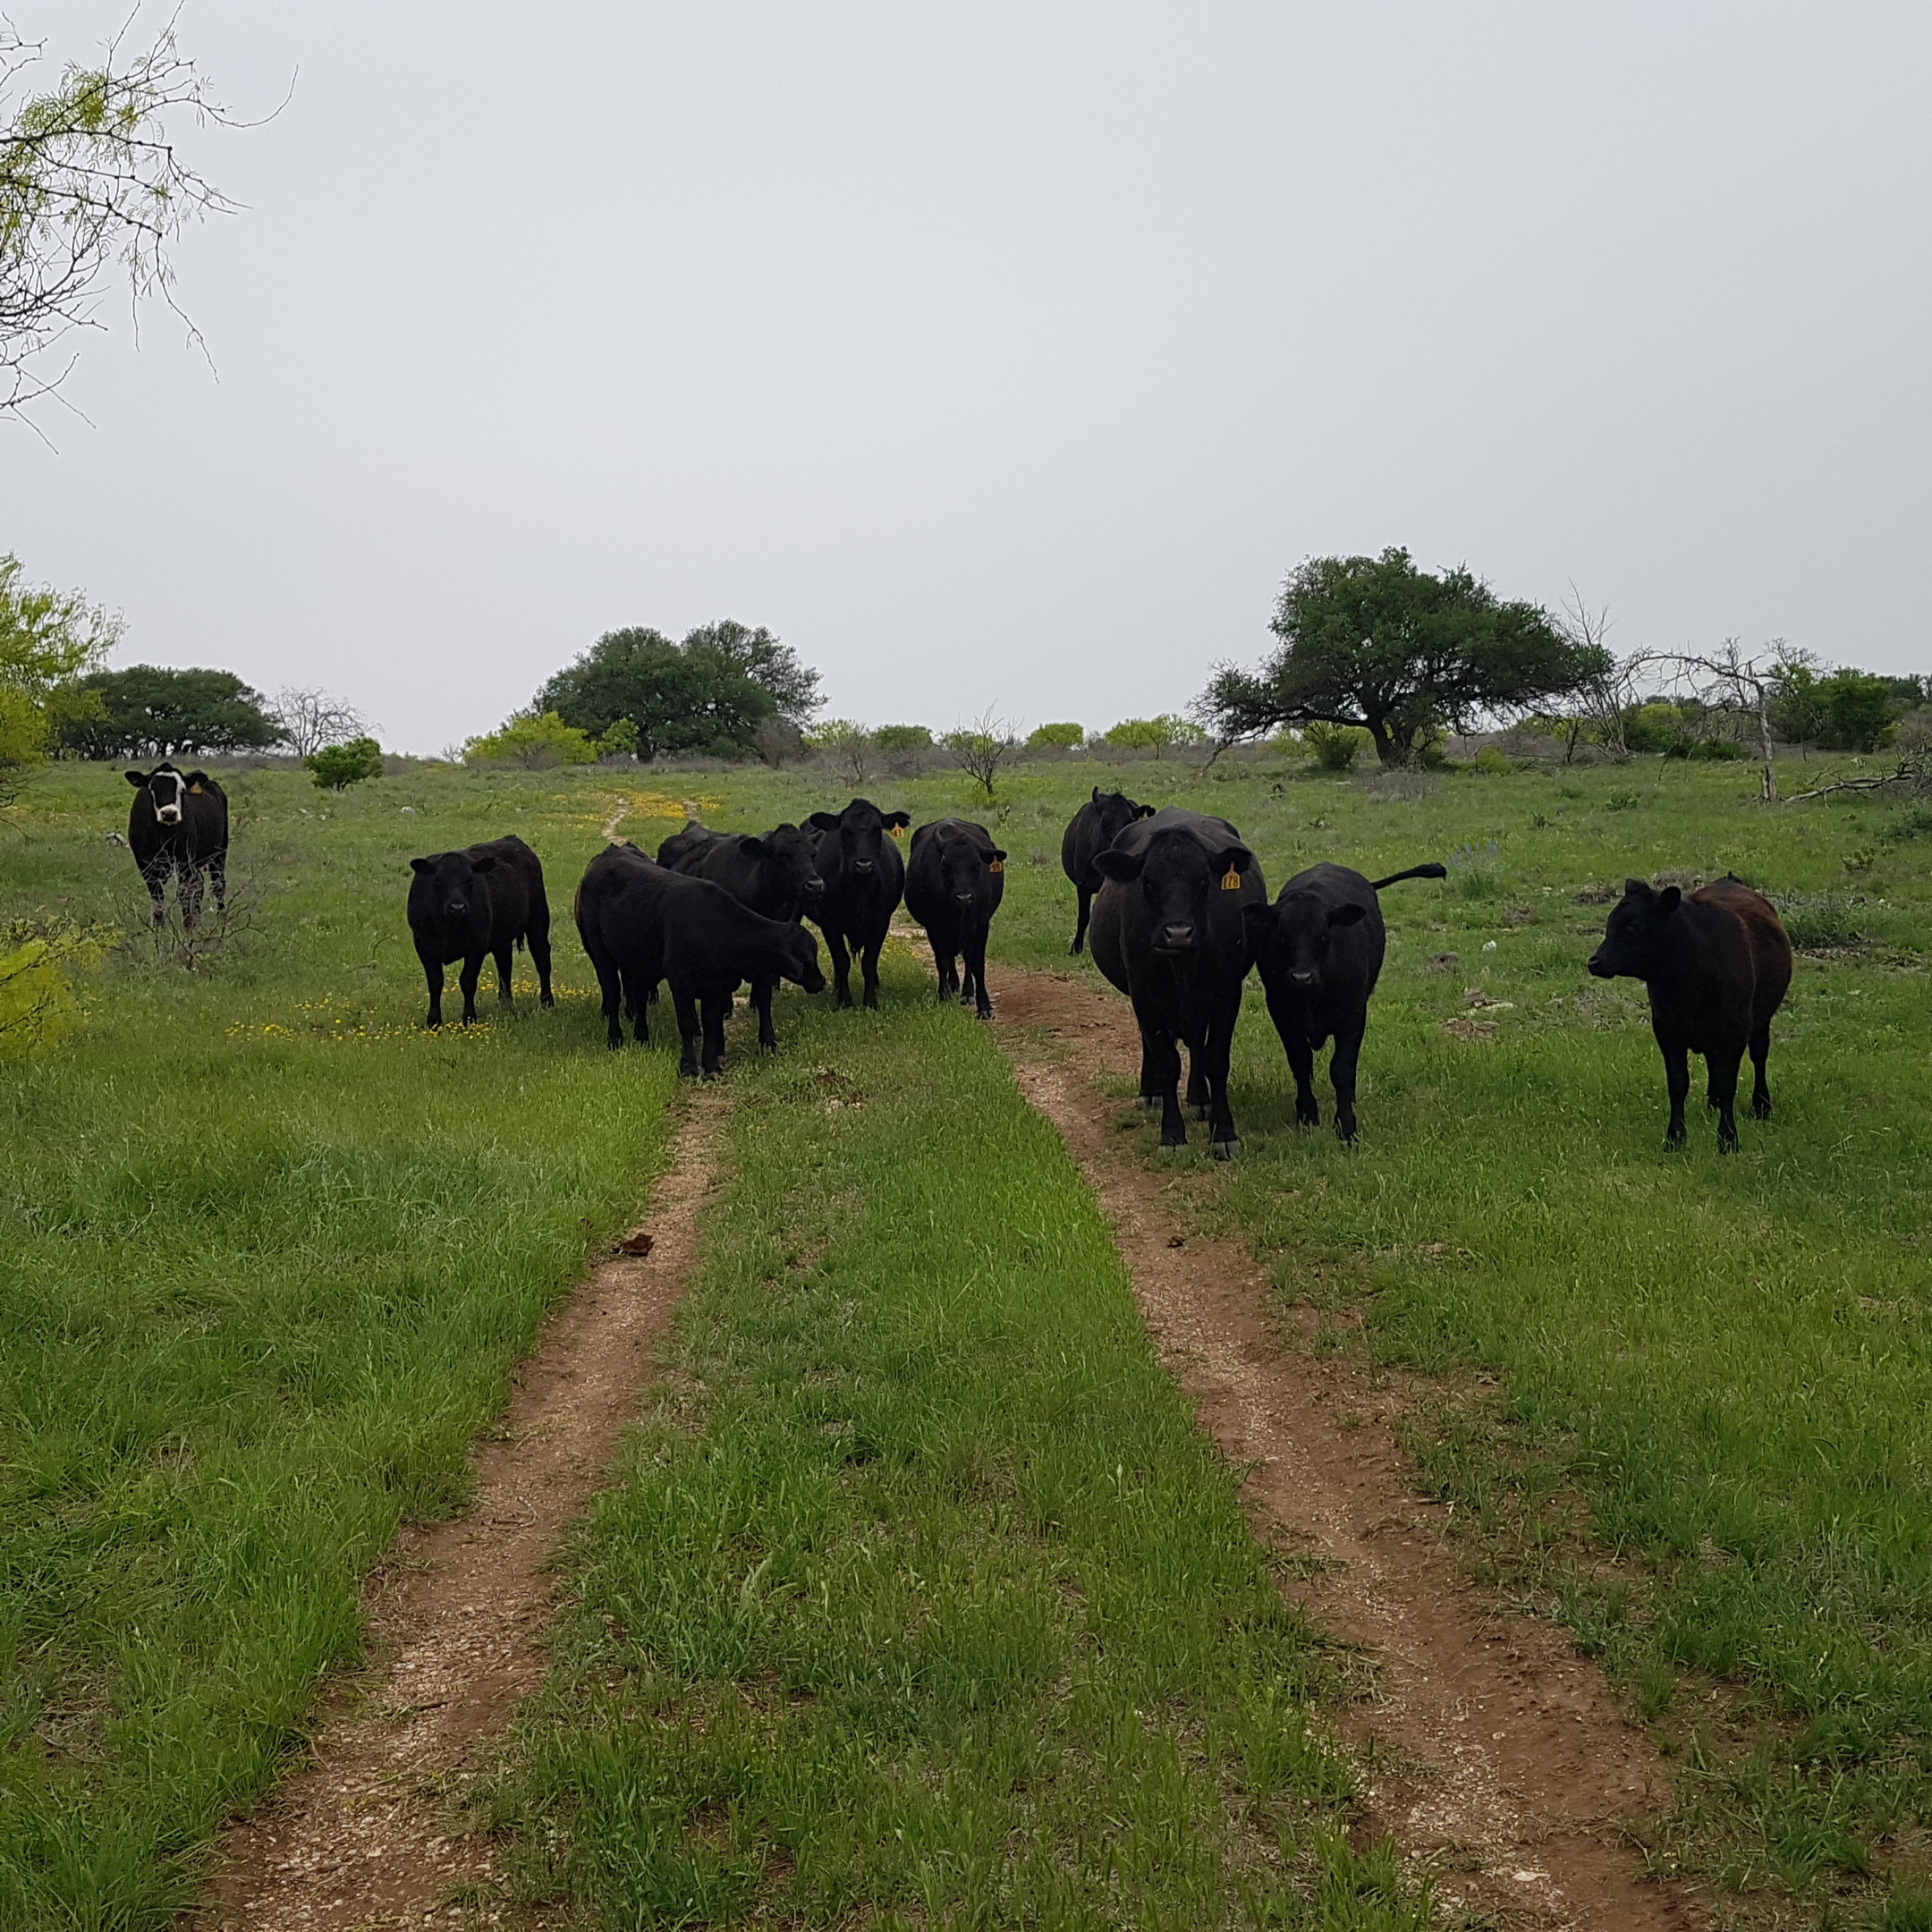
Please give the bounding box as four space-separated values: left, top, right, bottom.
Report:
491 961 1424 1929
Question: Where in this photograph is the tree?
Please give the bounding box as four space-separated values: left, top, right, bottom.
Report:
1104 715 1207 758
1026 721 1085 750
1628 642 1793 801
60 664 281 759
462 710 598 769
535 621 820 761
1 22 234 417
270 686 368 759
1195 548 1602 767
943 708 1018 800
306 736 384 792
0 552 118 801
807 719 877 784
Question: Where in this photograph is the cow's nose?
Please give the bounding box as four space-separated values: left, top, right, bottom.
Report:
1289 970 1316 989
804 877 826 894
852 859 875 874
448 900 467 916
954 892 975 907
1587 954 1612 979
1160 923 1195 949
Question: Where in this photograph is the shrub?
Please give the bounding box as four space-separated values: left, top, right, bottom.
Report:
595 716 640 759
1104 715 1208 758
1026 722 1085 750
873 724 933 754
0 917 114 1057
462 712 598 770
1304 722 1365 771
1779 894 1864 951
1473 746 1511 775
1687 735 1749 761
305 736 386 791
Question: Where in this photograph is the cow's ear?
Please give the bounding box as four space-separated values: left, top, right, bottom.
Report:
1624 877 1651 899
1091 785 1104 803
808 810 842 831
1241 902 1275 936
1659 886 1682 912
184 771 210 788
1213 844 1254 877
125 770 147 786
470 854 496 874
886 810 911 829
410 856 435 875
1093 847 1145 882
989 848 1008 865
1328 902 1368 928
738 836 766 859
1136 802 1156 818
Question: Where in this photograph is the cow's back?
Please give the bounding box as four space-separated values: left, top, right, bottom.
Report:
1695 877 1792 1030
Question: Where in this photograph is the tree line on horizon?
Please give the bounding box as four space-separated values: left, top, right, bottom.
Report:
3 547 1927 808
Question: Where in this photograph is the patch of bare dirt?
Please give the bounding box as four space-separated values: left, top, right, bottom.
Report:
187 1096 724 1932
994 967 1707 1932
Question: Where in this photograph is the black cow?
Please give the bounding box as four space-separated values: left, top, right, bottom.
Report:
1244 861 1447 1144
406 835 555 1027
658 819 826 1049
1089 806 1267 1157
574 843 826 1076
806 797 911 1010
125 764 229 928
904 817 1007 1018
1060 786 1155 955
1588 875 1793 1151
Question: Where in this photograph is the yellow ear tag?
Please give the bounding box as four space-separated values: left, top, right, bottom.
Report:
890 823 907 840
1221 864 1242 891
190 784 203 793
988 859 1004 874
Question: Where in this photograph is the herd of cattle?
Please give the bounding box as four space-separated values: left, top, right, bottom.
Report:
121 762 1797 1155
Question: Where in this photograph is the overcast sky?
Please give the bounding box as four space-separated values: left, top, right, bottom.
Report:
3 3 1928 752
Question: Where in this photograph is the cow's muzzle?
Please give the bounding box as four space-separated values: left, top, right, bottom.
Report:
1587 953 1614 979
1288 970 1317 991
852 859 875 876
156 807 182 825
1157 923 1196 952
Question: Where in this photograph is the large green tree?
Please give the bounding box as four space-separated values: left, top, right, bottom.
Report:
1196 548 1604 767
61 665 284 759
535 620 820 761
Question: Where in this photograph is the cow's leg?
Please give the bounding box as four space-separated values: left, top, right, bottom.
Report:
860 932 885 1010
1709 1043 1744 1152
623 970 652 1044
928 936 954 1000
1329 1016 1367 1145
965 925 993 1019
494 945 515 1005
458 953 485 1024
1131 998 1186 1148
592 953 625 1049
752 973 779 1052
826 928 855 1009
1658 1033 1690 1146
1749 1022 1774 1118
672 989 703 1078
529 916 555 1006
208 850 228 915
1202 988 1245 1158
1070 886 1092 956
1267 995 1320 1126
701 994 731 1078
142 857 169 928
419 950 446 1029
179 859 206 931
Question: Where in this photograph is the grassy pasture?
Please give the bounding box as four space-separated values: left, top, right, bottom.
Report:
2 746 1928 1925
487 968 1424 1928
0 763 690 1928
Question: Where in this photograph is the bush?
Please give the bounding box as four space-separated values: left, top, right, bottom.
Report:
873 724 933 754
1304 722 1366 771
1473 746 1511 775
0 917 114 1057
1026 722 1085 751
1687 735 1750 761
595 716 640 759
462 712 598 770
1104 715 1208 758
305 737 386 791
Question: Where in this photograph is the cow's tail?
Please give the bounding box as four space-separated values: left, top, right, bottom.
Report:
1369 862 1448 890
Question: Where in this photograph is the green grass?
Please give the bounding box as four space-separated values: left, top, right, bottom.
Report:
485 958 1426 1929
0 762 684 1928
5 747 1931 1926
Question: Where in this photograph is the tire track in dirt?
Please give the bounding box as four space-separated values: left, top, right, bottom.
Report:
189 1094 724 1932
993 965 1707 1932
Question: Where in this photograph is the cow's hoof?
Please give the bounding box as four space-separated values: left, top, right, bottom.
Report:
1157 1141 1187 1157
1211 1138 1241 1161
1190 1103 1208 1121
758 1040 778 1055
541 993 556 1008
1753 1098 1773 1119
1335 1126 1359 1147
1140 1095 1159 1110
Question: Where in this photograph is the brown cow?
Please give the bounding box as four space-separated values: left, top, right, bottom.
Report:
1588 875 1792 1151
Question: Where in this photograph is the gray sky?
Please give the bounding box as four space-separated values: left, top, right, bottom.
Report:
4 3 1928 752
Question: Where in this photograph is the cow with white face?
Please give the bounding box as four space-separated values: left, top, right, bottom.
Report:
124 764 230 928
